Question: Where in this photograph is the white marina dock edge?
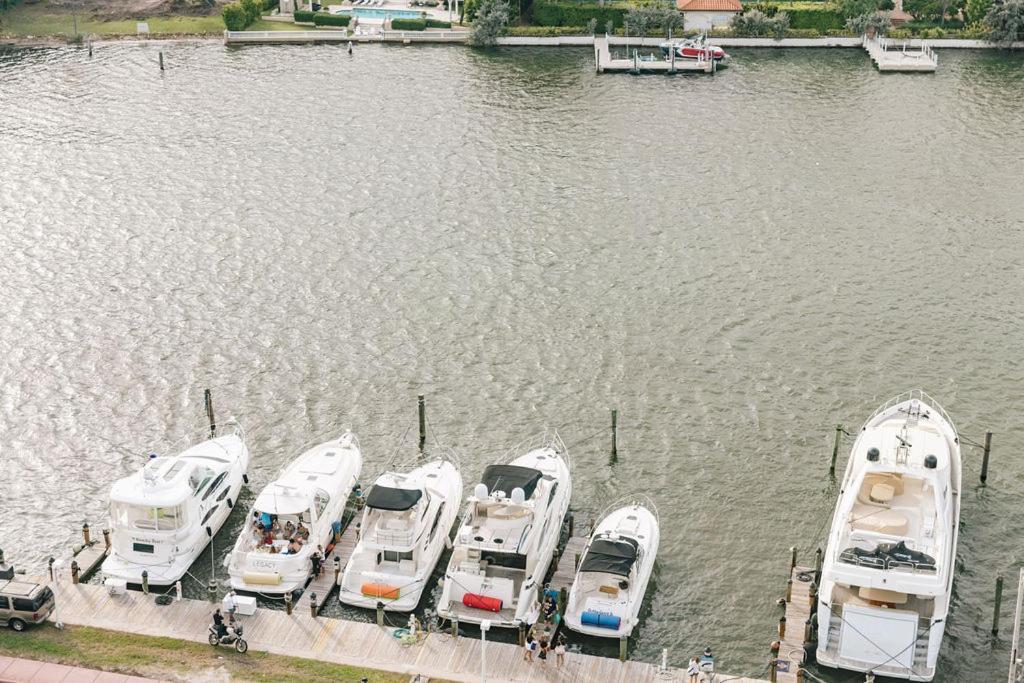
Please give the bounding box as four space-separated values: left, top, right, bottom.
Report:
49 580 766 682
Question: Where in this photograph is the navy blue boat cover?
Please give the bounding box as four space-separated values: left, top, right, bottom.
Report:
480 464 543 500
580 537 639 577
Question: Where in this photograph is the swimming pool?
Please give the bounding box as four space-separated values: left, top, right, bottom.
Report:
335 7 423 18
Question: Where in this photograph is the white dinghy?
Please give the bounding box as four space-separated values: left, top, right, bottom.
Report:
338 457 463 611
816 390 961 682
226 432 362 595
102 422 250 586
436 434 571 629
564 498 659 638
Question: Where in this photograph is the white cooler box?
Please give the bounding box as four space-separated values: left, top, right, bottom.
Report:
225 594 257 616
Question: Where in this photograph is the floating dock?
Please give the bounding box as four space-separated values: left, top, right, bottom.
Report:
50 580 766 683
864 35 937 72
594 36 716 74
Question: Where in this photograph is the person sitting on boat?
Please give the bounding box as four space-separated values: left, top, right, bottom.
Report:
261 525 274 546
284 538 302 555
271 518 282 538
284 520 296 539
250 525 263 548
296 522 310 541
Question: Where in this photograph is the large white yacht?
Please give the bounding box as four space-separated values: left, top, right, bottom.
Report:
564 500 659 638
338 458 463 611
816 391 961 682
102 424 250 586
226 432 362 595
436 434 571 629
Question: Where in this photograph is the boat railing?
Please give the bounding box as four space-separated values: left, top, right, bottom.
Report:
369 527 416 547
596 492 660 527
863 389 957 436
838 549 938 574
503 430 569 468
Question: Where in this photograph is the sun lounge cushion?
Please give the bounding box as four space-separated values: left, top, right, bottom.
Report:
852 509 908 535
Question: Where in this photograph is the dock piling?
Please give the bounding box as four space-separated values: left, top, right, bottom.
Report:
334 556 341 585
102 528 111 551
0 548 4 565
175 581 182 601
142 570 149 595
82 522 91 545
347 40 353 54
619 635 627 661
785 578 793 603
778 615 786 639
417 394 426 450
207 578 216 603
814 547 823 584
610 409 618 462
159 51 164 71
574 552 581 571
789 546 797 572
285 591 293 614
204 388 215 437
48 557 54 581
71 560 80 584
994 575 1004 635
376 601 384 627
452 614 459 637
830 424 843 475
981 431 993 484
517 623 525 646
310 592 318 618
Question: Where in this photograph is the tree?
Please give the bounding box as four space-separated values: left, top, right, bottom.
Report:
847 10 892 34
985 0 1024 42
469 0 510 46
731 9 789 37
586 17 598 34
624 7 652 37
965 0 992 23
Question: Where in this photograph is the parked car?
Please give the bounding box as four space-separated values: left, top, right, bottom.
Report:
1 579 55 631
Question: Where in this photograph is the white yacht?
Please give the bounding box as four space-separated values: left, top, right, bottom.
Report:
564 500 659 638
816 391 961 682
226 432 362 595
338 458 463 611
436 434 571 629
102 424 250 586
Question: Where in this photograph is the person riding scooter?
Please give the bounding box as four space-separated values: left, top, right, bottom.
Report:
212 608 227 640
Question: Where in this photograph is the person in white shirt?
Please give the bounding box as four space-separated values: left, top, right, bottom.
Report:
687 655 700 682
223 590 237 616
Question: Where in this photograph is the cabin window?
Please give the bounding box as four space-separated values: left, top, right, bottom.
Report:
546 483 558 508
132 543 155 554
382 550 413 563
428 503 446 541
315 490 330 517
189 466 215 496
202 473 227 501
201 505 218 525
111 503 185 531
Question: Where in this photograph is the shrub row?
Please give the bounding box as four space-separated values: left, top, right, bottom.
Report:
530 0 628 29
506 25 589 35
769 4 844 30
391 17 427 29
294 9 317 22
313 12 351 25
223 0 270 31
426 18 452 27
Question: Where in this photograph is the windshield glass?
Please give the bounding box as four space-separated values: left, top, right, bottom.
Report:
111 502 186 531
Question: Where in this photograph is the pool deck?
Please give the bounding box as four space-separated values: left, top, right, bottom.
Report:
49 580 766 683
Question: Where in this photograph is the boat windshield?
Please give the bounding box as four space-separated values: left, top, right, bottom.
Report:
110 502 187 531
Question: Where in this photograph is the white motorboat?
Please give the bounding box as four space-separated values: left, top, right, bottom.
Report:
338 458 463 611
102 423 250 586
563 499 659 638
816 391 961 682
436 434 571 629
226 432 362 595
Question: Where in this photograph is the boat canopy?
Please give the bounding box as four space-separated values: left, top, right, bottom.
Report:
253 485 310 515
580 537 639 577
366 485 422 511
481 464 543 500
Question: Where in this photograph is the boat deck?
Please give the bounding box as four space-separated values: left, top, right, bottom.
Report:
49 580 768 682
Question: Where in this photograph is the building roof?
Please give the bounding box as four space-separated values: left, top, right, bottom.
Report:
677 0 742 11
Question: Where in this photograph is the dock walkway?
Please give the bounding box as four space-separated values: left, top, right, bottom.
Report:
594 36 715 74
51 581 765 683
305 521 359 613
864 35 937 71
775 564 814 683
549 535 587 592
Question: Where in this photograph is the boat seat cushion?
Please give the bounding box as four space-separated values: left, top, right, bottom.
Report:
869 483 895 504
851 509 908 535
858 586 908 605
599 585 620 597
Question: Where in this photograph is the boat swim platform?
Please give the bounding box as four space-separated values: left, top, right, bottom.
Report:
594 36 716 74
49 581 765 683
863 35 938 72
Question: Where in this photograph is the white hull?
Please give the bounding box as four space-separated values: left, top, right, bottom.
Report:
227 432 362 595
102 430 249 587
437 437 571 629
564 504 659 638
339 459 462 612
816 391 960 682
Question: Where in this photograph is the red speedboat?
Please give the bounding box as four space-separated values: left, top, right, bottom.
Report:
660 37 729 63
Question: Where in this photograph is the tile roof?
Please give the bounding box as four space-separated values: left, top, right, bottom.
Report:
677 0 743 11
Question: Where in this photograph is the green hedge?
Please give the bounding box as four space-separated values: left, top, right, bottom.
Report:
425 18 452 27
294 9 317 21
392 17 427 29
756 2 844 30
223 3 249 29
506 24 588 35
313 12 352 25
530 0 628 28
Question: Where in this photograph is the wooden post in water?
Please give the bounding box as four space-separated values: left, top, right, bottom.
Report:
71 560 80 585
285 591 293 615
785 578 793 603
559 586 567 614
102 528 111 551
207 578 216 603
830 424 843 475
204 388 216 437
994 575 1005 635
417 394 426 451
310 592 318 618
814 547 823 584
451 614 459 637
790 546 797 572
517 623 525 646
48 557 55 582
82 522 90 545
159 51 164 71
610 409 618 463
981 431 993 484
376 601 384 627
778 615 786 639
333 556 341 585
619 635 627 661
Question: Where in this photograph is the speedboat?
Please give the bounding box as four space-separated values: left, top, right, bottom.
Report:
436 434 571 629
338 458 462 611
226 432 362 595
563 500 659 638
102 423 250 586
816 391 961 681
660 36 728 63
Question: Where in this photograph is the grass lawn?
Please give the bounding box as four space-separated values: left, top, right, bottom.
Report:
0 623 408 683
0 5 229 36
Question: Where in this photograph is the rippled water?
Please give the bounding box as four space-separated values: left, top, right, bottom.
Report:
2 41 1023 681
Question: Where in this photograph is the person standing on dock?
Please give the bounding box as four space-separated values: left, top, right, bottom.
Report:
311 546 324 578
223 591 237 617
687 655 700 682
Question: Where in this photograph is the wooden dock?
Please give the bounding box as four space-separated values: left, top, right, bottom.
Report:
774 564 815 683
594 36 716 74
304 520 359 613
864 35 937 72
71 541 108 584
550 535 587 592
49 581 766 683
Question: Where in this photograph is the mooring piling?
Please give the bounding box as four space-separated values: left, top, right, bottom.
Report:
829 424 843 475
376 601 384 627
790 546 797 572
778 615 787 639
48 557 55 581
159 51 164 71
994 575 1004 635
417 394 426 450
82 522 91 545
814 547 823 584
204 388 215 437
619 635 627 661
102 528 111 551
610 409 618 462
141 570 150 595
310 592 318 618
285 591 293 615
981 431 993 484
175 581 182 601
207 578 216 603
451 614 459 637
71 560 80 584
